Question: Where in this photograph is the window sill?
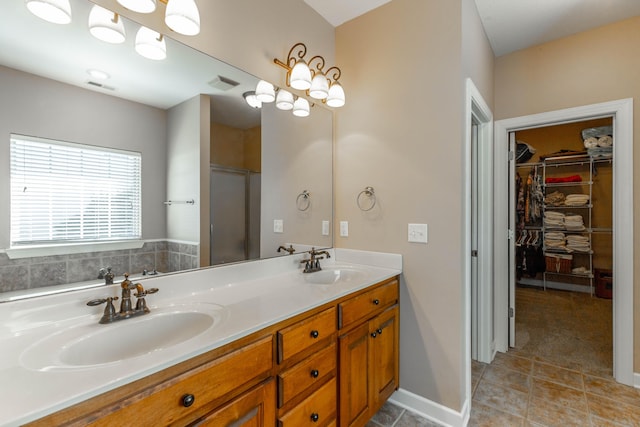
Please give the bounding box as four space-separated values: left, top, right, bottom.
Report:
5 240 145 260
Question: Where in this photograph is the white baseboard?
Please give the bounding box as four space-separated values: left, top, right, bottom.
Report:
634 372 640 389
388 388 469 427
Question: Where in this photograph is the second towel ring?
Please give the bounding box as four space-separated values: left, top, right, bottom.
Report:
297 190 311 211
357 186 376 211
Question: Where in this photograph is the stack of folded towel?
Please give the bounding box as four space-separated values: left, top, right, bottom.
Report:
544 191 565 207
583 128 613 158
564 214 585 231
544 211 565 229
564 194 589 206
544 231 566 250
566 235 590 252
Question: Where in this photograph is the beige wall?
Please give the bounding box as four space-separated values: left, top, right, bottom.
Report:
494 16 640 372
336 0 493 411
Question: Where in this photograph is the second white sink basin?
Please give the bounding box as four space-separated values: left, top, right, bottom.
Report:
20 303 226 370
303 266 366 285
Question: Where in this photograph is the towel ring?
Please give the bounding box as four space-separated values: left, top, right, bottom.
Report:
296 190 311 211
357 186 376 211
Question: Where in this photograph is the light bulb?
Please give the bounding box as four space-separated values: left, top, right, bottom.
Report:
25 0 72 24
309 72 329 100
255 80 275 103
165 0 201 36
293 97 310 117
88 5 126 44
275 90 294 111
326 82 345 108
289 60 311 90
135 27 167 60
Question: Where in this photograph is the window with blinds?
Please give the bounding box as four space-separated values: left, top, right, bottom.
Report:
10 134 141 246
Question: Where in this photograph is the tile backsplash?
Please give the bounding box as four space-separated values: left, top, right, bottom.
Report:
0 241 199 293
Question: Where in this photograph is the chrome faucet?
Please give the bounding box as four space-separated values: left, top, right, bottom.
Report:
87 273 158 324
300 248 331 273
277 244 296 255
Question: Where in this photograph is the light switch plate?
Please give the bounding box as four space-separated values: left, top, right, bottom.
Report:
322 220 330 236
340 221 349 237
274 219 283 233
408 223 428 243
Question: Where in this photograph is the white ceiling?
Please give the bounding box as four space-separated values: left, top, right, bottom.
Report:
305 0 640 57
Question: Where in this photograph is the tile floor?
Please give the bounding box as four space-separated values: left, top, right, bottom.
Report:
368 286 640 427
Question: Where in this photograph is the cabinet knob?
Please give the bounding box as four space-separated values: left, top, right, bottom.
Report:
373 299 380 305
371 332 377 338
377 328 383 335
310 330 319 339
310 369 320 378
181 393 195 407
310 413 320 422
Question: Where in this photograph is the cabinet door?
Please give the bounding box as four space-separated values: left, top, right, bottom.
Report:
370 305 399 408
338 322 371 427
190 379 275 427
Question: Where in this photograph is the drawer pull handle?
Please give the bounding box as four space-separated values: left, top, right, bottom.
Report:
373 299 380 305
371 332 377 338
377 328 383 335
310 330 319 339
310 369 320 378
310 413 320 422
181 393 195 407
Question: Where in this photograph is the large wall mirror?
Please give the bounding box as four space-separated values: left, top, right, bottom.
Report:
0 0 333 300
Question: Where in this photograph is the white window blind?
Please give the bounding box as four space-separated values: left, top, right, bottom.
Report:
10 134 141 246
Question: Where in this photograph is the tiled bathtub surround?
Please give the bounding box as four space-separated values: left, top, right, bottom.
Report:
0 241 199 293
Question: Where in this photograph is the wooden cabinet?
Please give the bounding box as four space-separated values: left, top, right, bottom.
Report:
27 276 399 427
338 279 399 427
188 379 275 426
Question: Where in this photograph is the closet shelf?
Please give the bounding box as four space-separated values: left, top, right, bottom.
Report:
544 204 592 209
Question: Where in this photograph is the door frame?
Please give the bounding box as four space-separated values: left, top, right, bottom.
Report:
493 98 634 386
463 78 493 417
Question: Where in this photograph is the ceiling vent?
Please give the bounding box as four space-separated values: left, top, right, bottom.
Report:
208 75 240 91
86 81 115 91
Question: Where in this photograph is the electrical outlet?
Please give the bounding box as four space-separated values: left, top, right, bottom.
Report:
408 223 428 243
273 219 283 233
340 221 349 237
322 220 330 236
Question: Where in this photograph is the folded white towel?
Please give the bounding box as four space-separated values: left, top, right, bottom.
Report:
598 135 613 147
584 137 598 148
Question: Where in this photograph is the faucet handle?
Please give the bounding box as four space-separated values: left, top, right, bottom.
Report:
87 296 119 324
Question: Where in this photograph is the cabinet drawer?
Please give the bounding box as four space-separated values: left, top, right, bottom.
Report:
84 336 273 426
338 279 398 330
278 342 336 407
278 377 336 427
277 307 336 363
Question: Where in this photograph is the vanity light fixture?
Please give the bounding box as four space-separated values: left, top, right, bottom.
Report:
88 5 126 44
25 0 72 24
274 42 346 107
243 91 262 109
292 97 310 117
135 26 167 60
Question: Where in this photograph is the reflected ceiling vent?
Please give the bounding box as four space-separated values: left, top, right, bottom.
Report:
208 75 240 91
86 81 115 91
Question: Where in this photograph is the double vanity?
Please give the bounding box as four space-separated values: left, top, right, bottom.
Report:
0 248 401 426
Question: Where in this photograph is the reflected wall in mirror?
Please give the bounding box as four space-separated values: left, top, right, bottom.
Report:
0 0 333 300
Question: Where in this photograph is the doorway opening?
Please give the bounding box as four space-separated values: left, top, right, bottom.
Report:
510 118 613 376
493 99 634 386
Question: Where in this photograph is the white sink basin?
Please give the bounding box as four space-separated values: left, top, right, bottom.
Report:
303 266 366 285
20 304 225 370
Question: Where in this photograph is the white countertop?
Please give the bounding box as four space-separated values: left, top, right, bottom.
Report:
0 248 401 427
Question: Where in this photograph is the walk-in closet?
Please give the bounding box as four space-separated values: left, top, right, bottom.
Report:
511 117 614 376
